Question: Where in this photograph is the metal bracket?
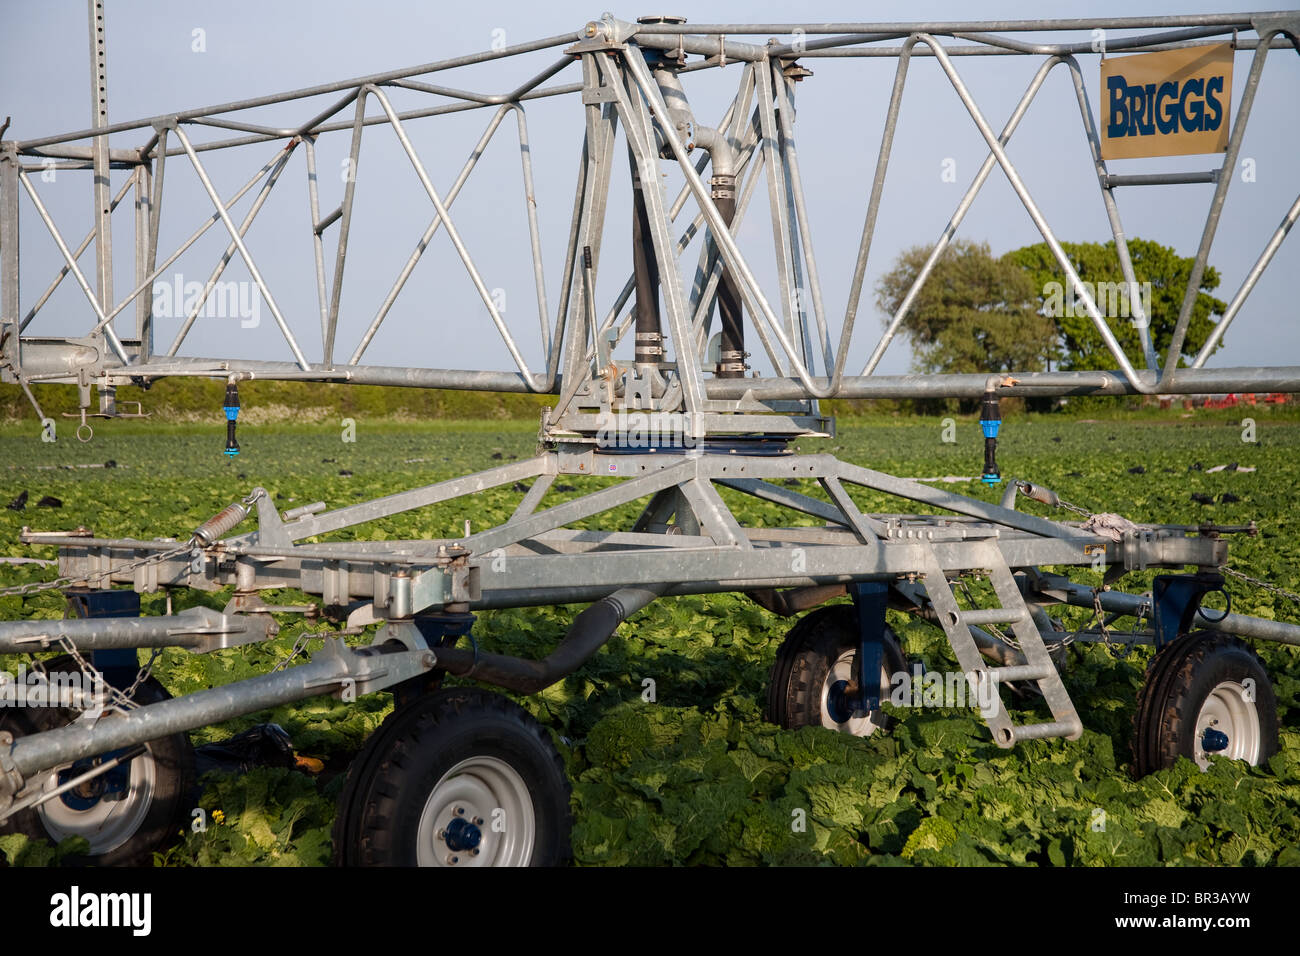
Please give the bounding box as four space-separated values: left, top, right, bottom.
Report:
827 580 889 722
309 635 437 699
1251 13 1300 40
581 86 619 105
1152 571 1225 649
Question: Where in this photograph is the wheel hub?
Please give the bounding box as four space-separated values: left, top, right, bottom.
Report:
820 649 889 736
38 748 157 855
1193 680 1261 769
442 815 483 852
1200 727 1230 753
57 750 132 811
826 679 856 725
415 756 536 866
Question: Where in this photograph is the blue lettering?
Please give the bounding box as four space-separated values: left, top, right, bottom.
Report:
1155 81 1179 134
1205 75 1224 130
1180 78 1205 132
1107 75 1130 138
1138 84 1157 134
1106 72 1227 140
1127 85 1147 135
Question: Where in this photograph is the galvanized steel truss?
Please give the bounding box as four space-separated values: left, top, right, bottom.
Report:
2 10 1300 813
2 11 1299 423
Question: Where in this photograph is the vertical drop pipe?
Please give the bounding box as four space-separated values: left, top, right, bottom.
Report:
629 150 663 367
224 379 240 457
649 65 745 377
980 383 1001 485
711 171 745 378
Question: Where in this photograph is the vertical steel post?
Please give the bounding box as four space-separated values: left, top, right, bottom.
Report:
629 146 664 365
754 60 801 353
326 91 370 368
553 52 618 418
134 163 152 358
88 0 116 408
0 145 18 377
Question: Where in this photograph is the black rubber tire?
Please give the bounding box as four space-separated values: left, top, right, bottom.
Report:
332 687 572 867
0 657 194 867
766 604 906 735
390 671 446 712
1130 633 1204 774
331 686 456 867
1131 631 1279 777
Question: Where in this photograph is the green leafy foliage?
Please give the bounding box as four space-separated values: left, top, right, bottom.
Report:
1 413 1297 866
875 239 1058 376
1006 238 1227 371
0 833 90 867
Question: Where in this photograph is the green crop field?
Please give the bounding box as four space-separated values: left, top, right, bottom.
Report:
1 411 1298 866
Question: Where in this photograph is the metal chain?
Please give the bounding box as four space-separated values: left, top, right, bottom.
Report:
115 648 164 706
2 490 269 715
1037 487 1300 611
1222 566 1300 606
39 638 162 715
0 542 194 599
1 489 262 601
1055 497 1095 520
1077 586 1113 651
2 544 191 714
272 631 316 672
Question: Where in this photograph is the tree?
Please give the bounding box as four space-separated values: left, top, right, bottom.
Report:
875 239 1058 375
1005 238 1226 371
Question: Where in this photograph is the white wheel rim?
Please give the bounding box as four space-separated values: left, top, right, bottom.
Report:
819 648 890 736
36 751 156 856
416 756 535 867
1193 680 1262 770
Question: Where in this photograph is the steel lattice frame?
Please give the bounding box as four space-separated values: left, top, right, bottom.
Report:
2 9 1300 816
2 11 1299 426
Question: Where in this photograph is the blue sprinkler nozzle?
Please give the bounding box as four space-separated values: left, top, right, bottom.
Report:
980 387 1001 484
223 381 240 457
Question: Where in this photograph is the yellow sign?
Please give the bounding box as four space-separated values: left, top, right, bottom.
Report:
1100 44 1233 159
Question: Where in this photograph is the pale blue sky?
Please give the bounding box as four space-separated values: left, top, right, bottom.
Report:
3 1 1297 380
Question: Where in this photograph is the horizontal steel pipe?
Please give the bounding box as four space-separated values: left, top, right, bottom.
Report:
634 31 769 63
56 359 1300 398
704 367 1300 399
4 651 355 778
1042 579 1300 647
1 640 436 796
621 16 1266 34
1102 171 1219 187
0 613 240 653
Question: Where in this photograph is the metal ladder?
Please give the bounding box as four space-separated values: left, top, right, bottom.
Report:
920 540 1083 748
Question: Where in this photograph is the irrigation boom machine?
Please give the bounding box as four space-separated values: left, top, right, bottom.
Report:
2 5 1299 865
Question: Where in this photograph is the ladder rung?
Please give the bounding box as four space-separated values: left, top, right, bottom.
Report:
1009 718 1083 742
955 607 1028 626
987 663 1056 683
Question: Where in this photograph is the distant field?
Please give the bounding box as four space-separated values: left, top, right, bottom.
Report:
1 416 1297 866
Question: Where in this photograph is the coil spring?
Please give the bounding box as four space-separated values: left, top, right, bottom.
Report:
192 502 249 545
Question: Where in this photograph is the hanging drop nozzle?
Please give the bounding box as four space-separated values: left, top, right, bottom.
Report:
224 379 241 457
980 376 1015 485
